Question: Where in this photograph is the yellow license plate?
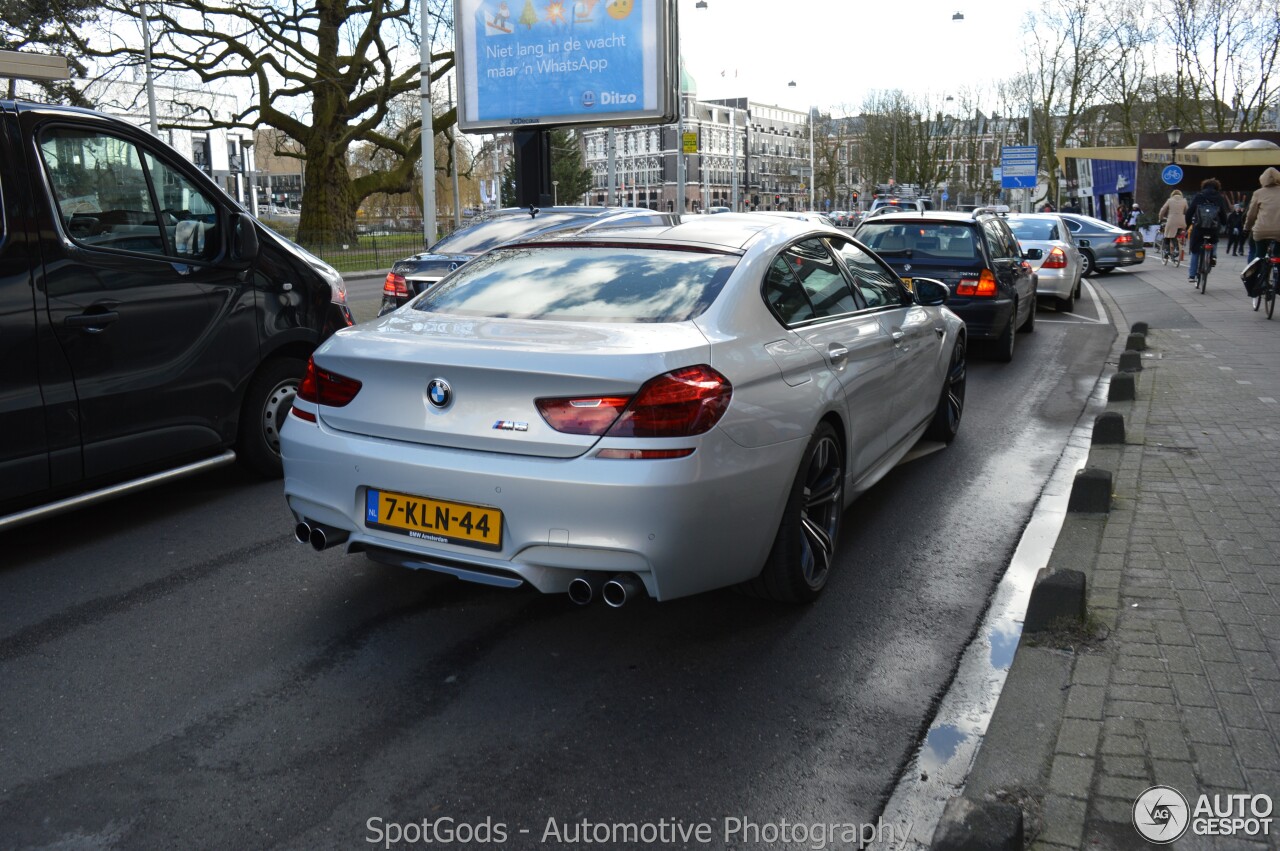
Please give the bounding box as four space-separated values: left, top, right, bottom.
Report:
1136 250 1145 259
365 488 502 550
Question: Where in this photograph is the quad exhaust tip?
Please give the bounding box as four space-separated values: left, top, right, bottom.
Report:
295 519 349 551
602 573 644 608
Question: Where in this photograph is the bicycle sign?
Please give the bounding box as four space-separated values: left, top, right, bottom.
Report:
1162 164 1184 185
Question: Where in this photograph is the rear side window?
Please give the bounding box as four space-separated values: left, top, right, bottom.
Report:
412 245 737 323
1007 218 1060 241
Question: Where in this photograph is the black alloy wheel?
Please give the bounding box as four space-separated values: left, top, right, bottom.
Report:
748 423 844 603
925 336 966 443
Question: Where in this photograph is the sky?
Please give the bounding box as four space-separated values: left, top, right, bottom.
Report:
677 0 1043 115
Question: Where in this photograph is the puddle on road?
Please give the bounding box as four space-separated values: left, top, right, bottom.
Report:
870 374 1110 850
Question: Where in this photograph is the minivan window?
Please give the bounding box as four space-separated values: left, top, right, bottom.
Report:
412 245 737 323
39 128 219 261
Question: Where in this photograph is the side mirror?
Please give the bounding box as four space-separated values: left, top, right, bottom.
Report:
229 212 260 267
1023 248 1044 260
913 277 949 306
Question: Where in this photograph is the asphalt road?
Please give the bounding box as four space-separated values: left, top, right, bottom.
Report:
0 279 1116 849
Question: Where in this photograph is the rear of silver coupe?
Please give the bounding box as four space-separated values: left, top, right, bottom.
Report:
281 217 965 604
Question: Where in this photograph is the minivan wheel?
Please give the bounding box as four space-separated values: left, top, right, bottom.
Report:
925 336 966 443
238 357 307 478
745 423 844 603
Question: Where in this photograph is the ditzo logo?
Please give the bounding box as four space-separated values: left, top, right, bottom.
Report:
600 91 637 105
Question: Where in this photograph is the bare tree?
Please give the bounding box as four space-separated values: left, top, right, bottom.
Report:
1 0 97 103
63 0 456 246
854 90 950 197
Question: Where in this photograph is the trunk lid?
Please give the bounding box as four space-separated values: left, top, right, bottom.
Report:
315 314 712 458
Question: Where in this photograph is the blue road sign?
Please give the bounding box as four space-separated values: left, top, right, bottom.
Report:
1001 145 1038 189
941 190 949 202
1162 164 1184 186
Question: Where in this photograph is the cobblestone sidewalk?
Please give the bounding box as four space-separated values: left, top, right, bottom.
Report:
1035 254 1280 850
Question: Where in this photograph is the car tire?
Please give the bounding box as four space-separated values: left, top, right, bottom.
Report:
1074 276 1082 300
924 335 966 443
237 356 307 478
746 422 844 603
1019 296 1036 332
1081 251 1096 276
1059 291 1075 312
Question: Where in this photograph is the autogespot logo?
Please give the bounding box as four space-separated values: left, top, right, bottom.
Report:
1134 785 1190 844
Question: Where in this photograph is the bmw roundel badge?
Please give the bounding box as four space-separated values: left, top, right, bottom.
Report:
427 378 452 409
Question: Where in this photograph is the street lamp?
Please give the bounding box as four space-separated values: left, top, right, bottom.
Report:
1166 126 1182 163
787 81 815 212
553 179 560 205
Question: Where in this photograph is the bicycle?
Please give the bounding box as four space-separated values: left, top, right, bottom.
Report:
1195 234 1214 293
1161 234 1181 267
1252 243 1279 319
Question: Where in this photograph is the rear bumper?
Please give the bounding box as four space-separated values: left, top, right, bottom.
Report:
280 414 805 601
942 297 1014 339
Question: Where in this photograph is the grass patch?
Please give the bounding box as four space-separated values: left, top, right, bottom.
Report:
1024 612 1111 651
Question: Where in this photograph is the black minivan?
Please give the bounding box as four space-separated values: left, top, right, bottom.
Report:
855 209 1037 361
0 101 353 530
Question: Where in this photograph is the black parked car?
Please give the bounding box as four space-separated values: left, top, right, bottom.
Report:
855 209 1037 361
1 100 352 531
379 206 679 314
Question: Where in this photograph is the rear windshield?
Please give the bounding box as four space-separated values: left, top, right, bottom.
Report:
430 212 594 254
855 222 981 261
1007 218 1062 241
411 245 738 323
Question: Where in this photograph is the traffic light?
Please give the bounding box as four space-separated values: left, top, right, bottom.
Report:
774 194 781 205
851 192 859 206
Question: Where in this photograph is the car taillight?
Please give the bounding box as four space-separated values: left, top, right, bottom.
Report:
955 268 999 297
535 396 632 436
1042 247 1068 269
382 272 409 299
536 365 732 439
297 357 362 407
1114 233 1133 245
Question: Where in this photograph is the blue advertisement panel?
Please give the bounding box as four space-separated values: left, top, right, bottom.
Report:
455 0 675 132
1089 159 1136 196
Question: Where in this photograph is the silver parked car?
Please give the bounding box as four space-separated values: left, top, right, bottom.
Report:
281 216 966 605
1006 213 1084 311
1057 212 1146 276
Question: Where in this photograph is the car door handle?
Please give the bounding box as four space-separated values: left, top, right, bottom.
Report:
65 310 120 331
827 343 848 363
891 331 905 344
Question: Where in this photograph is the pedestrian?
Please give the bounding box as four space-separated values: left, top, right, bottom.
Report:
1041 201 1055 213
1183 178 1231 283
1243 166 1280 263
1126 203 1142 231
1226 204 1245 255
1157 189 1188 262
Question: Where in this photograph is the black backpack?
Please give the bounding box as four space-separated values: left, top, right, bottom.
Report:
1195 200 1220 231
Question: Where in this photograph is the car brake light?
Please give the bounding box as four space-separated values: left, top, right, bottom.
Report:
536 366 732 439
535 396 632 436
607 365 732 438
297 357 362 407
1114 233 1133 245
1042 247 1068 269
383 272 409 299
955 268 999 297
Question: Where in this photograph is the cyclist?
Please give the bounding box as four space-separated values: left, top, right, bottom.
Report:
1158 189 1187 264
1184 178 1230 285
1244 167 1280 264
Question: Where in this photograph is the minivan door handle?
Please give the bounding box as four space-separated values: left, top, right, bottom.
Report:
65 310 120 331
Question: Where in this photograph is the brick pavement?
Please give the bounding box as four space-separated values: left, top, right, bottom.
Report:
1032 250 1280 850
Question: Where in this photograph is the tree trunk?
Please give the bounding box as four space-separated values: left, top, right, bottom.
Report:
296 147 358 247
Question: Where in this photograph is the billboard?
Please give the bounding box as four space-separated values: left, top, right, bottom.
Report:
454 0 677 133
